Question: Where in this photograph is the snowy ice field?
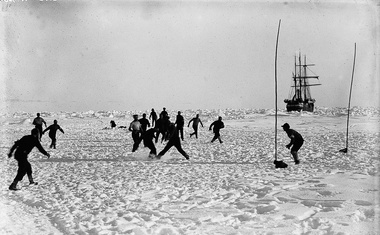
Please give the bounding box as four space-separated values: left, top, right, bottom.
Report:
0 107 379 235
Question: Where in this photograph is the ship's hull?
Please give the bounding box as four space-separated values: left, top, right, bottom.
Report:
285 100 315 112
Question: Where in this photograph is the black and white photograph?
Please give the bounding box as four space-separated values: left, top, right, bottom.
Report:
0 0 379 234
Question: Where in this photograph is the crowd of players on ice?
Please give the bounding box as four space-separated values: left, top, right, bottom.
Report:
6 108 304 190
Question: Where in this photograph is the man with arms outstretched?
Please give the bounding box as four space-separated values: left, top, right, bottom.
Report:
8 128 50 190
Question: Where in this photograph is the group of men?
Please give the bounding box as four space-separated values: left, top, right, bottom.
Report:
7 109 304 191
124 108 304 165
126 108 226 160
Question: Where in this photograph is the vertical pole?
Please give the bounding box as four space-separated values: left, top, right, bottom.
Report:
274 19 281 161
345 43 357 151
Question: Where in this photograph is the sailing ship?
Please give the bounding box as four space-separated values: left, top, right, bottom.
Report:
284 53 321 112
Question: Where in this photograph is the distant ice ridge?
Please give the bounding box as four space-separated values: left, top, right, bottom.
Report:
1 106 379 120
313 106 380 117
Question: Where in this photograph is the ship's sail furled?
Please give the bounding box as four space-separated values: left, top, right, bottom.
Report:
284 53 321 112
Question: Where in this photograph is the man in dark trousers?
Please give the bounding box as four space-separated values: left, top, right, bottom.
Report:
188 114 203 139
42 120 65 149
142 127 159 158
156 123 190 160
155 113 163 143
175 111 185 141
149 108 157 127
129 115 143 152
156 114 170 143
282 123 304 164
8 128 50 190
139 113 151 132
32 113 47 140
209 116 224 143
162 115 171 141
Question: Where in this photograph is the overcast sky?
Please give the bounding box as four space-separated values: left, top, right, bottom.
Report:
1 0 379 113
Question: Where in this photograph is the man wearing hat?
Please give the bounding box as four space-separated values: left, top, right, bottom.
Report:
282 123 304 164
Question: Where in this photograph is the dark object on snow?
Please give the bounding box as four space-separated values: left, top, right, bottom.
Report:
110 120 116 128
274 160 288 168
339 148 348 153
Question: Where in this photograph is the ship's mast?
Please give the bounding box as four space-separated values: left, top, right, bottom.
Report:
298 52 302 99
304 55 307 101
286 51 321 112
293 53 320 100
294 55 297 99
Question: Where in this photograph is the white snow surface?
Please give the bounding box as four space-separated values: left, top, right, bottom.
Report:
0 107 379 235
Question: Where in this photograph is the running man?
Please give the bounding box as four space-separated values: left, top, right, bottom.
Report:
282 123 304 164
42 120 65 149
209 116 224 143
32 113 47 140
8 128 50 190
156 123 190 160
129 115 143 152
188 114 203 139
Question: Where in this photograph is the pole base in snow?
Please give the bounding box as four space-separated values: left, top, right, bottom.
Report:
339 148 348 153
274 160 288 168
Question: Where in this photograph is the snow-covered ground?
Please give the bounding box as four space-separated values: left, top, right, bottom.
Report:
0 107 379 234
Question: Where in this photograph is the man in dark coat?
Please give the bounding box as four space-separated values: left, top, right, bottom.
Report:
149 108 157 127
8 128 50 190
142 128 158 158
160 107 168 118
42 120 65 149
175 111 185 141
139 113 151 132
32 113 47 140
155 113 164 143
209 116 225 143
282 123 304 164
